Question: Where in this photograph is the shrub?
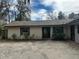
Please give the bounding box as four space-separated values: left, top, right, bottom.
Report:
20 35 24 40
29 34 35 39
11 34 17 40
52 33 65 40
23 32 29 39
0 29 2 40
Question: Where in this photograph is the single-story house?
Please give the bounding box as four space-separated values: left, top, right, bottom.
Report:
5 19 79 43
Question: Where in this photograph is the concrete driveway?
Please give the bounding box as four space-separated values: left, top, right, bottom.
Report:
0 40 79 59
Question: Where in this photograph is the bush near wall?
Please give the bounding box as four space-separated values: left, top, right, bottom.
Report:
11 33 35 41
52 33 65 40
11 34 17 40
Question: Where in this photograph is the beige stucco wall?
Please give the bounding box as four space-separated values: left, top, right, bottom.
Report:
64 25 71 39
7 25 71 40
75 25 79 43
7 26 42 39
8 27 20 38
30 27 42 39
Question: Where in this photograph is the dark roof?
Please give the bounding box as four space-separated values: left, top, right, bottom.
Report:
68 19 79 25
5 19 74 27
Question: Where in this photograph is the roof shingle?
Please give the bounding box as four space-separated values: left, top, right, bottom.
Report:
5 19 74 27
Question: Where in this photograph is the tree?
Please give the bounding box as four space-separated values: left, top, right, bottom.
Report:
15 0 30 21
0 23 4 38
58 11 65 20
47 13 54 20
68 12 75 19
45 11 58 20
0 0 11 22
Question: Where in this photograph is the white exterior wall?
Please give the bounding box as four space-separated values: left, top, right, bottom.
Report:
8 27 20 38
7 26 71 40
30 27 42 39
50 27 53 38
75 25 79 43
64 25 71 39
7 26 42 39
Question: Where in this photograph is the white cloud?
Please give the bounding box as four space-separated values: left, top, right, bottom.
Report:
42 0 56 6
38 9 47 14
42 0 79 14
31 0 79 20
31 12 40 20
31 9 49 20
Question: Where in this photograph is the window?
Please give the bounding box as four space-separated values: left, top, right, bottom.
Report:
77 25 79 33
20 27 30 35
53 27 64 33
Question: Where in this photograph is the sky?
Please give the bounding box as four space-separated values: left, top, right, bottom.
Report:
3 0 79 21
31 0 79 20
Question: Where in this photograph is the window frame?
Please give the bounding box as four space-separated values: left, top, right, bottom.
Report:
20 26 30 35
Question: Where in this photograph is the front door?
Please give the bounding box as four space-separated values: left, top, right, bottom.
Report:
42 27 50 38
71 25 75 41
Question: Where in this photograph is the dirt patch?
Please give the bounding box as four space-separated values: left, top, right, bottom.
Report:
0 41 79 59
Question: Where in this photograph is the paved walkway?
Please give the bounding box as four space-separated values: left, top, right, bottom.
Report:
0 40 79 59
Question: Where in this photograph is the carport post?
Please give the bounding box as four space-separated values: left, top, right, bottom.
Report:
50 27 53 39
